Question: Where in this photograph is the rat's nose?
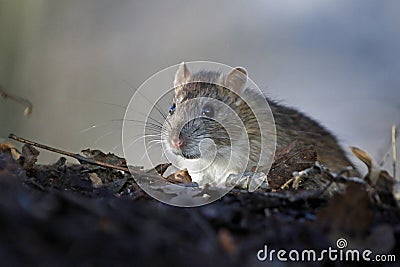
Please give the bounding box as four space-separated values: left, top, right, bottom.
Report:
171 137 184 148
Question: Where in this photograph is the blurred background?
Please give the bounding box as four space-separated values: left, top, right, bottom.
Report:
0 0 399 176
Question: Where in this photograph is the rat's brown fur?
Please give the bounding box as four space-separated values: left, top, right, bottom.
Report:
270 101 356 174
164 63 357 190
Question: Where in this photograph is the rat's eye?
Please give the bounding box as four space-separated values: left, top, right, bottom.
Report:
169 103 176 115
201 104 214 117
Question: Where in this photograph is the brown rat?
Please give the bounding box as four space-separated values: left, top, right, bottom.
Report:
162 62 357 191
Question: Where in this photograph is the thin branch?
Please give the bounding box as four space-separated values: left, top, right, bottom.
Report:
393 124 397 180
0 85 33 116
8 133 129 172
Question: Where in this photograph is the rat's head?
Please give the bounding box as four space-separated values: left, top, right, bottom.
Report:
162 63 251 162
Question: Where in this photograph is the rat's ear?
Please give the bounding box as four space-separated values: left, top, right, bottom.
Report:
224 67 248 94
174 62 191 88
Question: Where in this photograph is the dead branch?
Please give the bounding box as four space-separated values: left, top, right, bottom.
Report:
392 124 397 180
8 133 129 172
0 84 33 116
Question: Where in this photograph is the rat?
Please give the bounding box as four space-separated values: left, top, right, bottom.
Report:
162 62 357 191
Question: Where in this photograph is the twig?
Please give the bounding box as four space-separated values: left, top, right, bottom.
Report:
8 133 129 172
379 126 398 167
393 124 397 180
280 177 294 190
0 85 33 116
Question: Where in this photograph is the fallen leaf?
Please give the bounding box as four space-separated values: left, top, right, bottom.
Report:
166 169 192 184
351 146 396 205
81 148 127 168
0 142 21 160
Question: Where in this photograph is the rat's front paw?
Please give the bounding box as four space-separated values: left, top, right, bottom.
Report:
226 172 269 192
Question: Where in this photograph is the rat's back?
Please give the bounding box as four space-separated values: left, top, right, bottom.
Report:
270 100 356 174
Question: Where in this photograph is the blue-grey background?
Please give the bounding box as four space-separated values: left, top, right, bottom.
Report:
0 0 399 176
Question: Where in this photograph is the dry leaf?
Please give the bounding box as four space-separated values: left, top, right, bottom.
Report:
166 169 192 184
0 142 21 160
351 146 397 205
350 146 381 185
81 148 127 168
267 142 317 190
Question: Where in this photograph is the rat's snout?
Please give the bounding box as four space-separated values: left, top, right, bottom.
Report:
171 136 184 148
166 117 203 159
168 126 186 150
